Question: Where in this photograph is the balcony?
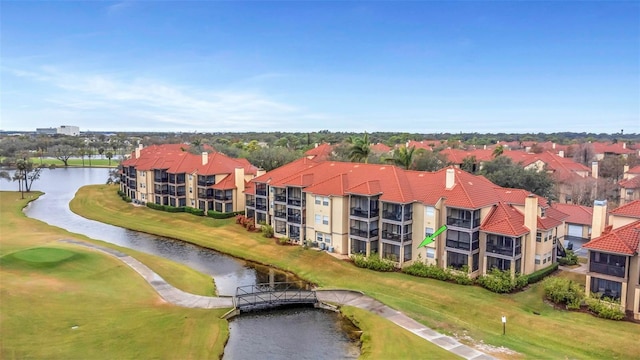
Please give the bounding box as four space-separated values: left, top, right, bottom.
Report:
350 228 379 239
381 230 412 242
447 216 471 228
255 185 267 196
255 203 267 211
246 199 255 207
350 208 379 218
274 194 287 203
287 215 302 223
198 192 214 200
154 177 169 183
214 195 232 201
274 211 286 219
288 197 303 207
590 262 626 278
486 244 521 257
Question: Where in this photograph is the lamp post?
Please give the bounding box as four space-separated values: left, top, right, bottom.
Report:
502 316 506 335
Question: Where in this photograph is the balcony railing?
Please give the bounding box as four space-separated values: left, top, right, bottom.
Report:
246 200 255 207
198 193 214 199
274 211 286 219
350 208 379 218
274 194 286 202
288 197 303 206
486 244 521 257
214 195 232 201
590 262 626 278
447 217 471 228
287 215 302 223
154 177 169 183
350 228 379 239
381 231 412 242
255 203 267 211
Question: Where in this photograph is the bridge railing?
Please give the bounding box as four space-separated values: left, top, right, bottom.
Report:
234 282 317 310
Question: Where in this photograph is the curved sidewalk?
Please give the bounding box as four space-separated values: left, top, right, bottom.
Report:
60 239 233 309
317 290 496 360
62 239 496 359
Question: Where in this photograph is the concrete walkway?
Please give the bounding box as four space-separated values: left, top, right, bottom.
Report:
317 290 495 360
62 239 496 359
60 239 233 309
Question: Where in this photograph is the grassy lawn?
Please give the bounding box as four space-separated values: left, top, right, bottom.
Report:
69 185 640 359
27 157 118 167
2 190 451 359
0 192 227 359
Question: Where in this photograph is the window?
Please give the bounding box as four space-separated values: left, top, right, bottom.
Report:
190 199 194 206
487 256 511 271
315 196 321 205
535 254 541 264
426 248 435 259
315 214 321 224
325 234 331 243
536 232 542 242
472 252 479 271
404 244 412 261
316 232 323 242
323 215 329 225
546 252 552 263
323 197 329 206
425 227 434 237
447 251 468 270
590 277 622 300
426 206 435 217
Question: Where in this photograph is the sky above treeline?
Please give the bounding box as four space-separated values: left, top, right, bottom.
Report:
2 1 639 134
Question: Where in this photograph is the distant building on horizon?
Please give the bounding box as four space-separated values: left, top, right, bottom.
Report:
36 125 80 136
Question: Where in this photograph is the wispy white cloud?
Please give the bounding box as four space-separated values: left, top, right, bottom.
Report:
106 1 133 15
5 66 329 131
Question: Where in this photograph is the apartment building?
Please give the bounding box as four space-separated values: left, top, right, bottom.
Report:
619 165 640 206
120 144 259 214
583 200 640 320
245 159 566 277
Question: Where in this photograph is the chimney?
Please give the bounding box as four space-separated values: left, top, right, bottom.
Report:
257 168 266 177
558 150 564 158
483 145 487 150
623 165 630 180
135 144 142 159
235 167 246 212
591 200 608 239
524 194 538 274
445 168 455 189
591 161 598 179
315 143 318 148
552 143 556 149
202 152 208 166
623 142 626 149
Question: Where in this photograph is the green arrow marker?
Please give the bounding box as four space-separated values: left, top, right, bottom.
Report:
419 225 447 248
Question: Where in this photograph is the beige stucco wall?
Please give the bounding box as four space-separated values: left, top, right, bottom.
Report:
609 214 638 229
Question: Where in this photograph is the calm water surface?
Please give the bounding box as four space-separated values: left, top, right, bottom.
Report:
1 167 360 359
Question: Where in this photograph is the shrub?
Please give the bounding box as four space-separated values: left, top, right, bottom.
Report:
184 207 204 216
261 223 274 238
351 253 395 272
558 250 579 266
527 263 559 284
206 211 240 219
402 262 473 284
477 268 528 293
542 276 585 309
278 237 289 245
586 295 625 320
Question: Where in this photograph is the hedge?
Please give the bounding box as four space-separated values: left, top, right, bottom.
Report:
527 263 559 284
206 210 244 219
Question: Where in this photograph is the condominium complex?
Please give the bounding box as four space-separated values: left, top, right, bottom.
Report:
119 144 260 213
245 158 568 277
584 200 640 320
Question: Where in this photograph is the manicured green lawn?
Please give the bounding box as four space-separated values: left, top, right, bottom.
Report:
27 157 118 167
70 185 640 360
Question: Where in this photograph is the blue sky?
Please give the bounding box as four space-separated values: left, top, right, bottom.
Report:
2 1 639 133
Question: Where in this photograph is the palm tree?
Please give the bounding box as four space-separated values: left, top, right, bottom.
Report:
388 145 417 170
347 133 371 163
492 145 504 158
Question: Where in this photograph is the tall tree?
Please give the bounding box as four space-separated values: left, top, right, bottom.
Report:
492 144 505 158
461 156 478 173
480 156 555 200
50 145 75 167
387 145 417 169
347 133 371 163
106 151 114 166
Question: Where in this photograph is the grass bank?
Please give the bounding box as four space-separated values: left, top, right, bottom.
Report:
71 185 640 359
0 191 226 359
25 157 117 167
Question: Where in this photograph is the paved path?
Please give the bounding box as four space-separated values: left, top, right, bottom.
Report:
60 239 233 309
317 290 495 360
62 239 496 359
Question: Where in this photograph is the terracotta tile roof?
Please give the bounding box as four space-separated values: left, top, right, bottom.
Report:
440 148 495 164
252 157 322 185
502 151 590 183
212 173 235 190
304 143 334 159
609 200 640 219
371 143 392 153
552 203 593 225
538 207 568 230
628 165 640 174
591 142 635 155
481 203 530 236
583 220 640 255
619 176 640 189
